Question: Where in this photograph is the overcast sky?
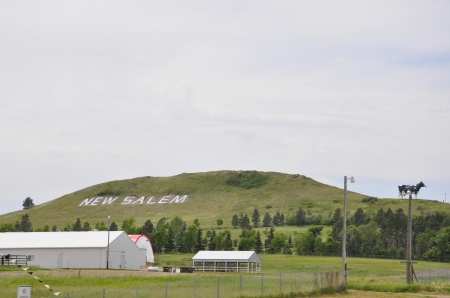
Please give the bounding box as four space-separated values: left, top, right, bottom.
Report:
1 1 449 215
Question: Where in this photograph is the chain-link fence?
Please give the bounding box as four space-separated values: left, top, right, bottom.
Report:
416 267 450 283
63 270 341 298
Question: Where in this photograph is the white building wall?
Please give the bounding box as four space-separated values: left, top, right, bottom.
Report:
0 232 146 270
109 233 146 270
5 247 104 269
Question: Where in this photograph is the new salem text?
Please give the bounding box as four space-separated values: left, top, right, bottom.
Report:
79 195 189 206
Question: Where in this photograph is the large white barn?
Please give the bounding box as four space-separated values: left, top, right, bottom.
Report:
0 231 146 270
192 251 261 273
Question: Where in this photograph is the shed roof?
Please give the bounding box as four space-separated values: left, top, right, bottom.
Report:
0 231 125 249
192 251 261 262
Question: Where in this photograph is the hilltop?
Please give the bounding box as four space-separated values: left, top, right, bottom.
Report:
1 171 448 230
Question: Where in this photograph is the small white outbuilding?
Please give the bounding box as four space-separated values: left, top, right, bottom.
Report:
192 251 261 273
0 231 146 270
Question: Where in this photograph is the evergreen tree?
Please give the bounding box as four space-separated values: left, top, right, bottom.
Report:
223 230 233 250
273 211 284 226
391 208 407 249
295 208 307 226
252 208 261 227
51 225 57 232
22 197 35 210
156 217 167 230
206 229 217 251
331 208 342 225
110 221 118 231
231 214 239 229
347 225 363 255
255 230 263 253
273 211 281 226
376 208 391 249
330 213 343 242
262 212 272 227
140 219 154 236
15 214 32 232
73 218 82 231
352 208 367 227
82 222 91 231
264 227 275 253
169 216 186 252
196 228 204 251
166 227 175 252
241 214 252 229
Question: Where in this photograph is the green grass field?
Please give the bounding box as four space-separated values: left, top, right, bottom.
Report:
1 254 450 297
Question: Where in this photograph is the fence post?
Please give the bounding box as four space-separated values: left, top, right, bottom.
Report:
217 277 220 298
239 274 242 297
165 282 168 298
135 285 138 298
193 280 196 298
279 272 282 295
297 272 300 292
102 289 105 298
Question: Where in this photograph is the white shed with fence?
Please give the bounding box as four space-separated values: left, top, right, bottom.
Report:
192 251 261 273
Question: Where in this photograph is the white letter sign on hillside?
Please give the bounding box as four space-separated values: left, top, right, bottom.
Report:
78 195 188 207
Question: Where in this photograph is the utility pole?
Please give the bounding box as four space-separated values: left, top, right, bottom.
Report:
342 175 355 287
406 192 413 284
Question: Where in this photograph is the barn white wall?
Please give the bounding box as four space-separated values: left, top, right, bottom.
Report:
5 247 104 269
109 233 146 270
0 231 146 270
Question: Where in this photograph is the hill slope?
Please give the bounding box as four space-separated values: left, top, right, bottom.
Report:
1 171 448 230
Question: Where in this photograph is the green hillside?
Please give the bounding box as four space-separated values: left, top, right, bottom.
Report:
1 171 449 230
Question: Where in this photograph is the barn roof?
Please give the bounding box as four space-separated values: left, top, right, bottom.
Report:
0 231 125 249
192 251 261 263
128 234 147 243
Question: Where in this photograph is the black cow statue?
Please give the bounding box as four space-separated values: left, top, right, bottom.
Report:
398 181 426 198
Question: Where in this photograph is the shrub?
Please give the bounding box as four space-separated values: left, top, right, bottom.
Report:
225 171 268 189
362 197 378 203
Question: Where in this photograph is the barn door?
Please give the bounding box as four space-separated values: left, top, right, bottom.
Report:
57 252 63 269
120 254 126 269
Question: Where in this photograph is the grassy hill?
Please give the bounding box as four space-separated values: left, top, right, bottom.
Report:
1 171 449 230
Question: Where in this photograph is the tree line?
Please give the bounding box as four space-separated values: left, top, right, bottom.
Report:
1 206 450 262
